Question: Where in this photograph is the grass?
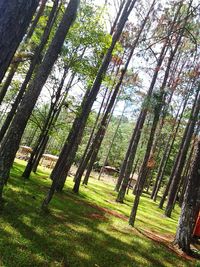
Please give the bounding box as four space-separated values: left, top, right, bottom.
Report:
0 159 198 267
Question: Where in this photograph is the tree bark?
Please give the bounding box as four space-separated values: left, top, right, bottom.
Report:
0 0 79 207
115 39 168 192
0 0 39 82
22 66 68 179
0 0 48 105
129 107 161 226
98 104 126 180
73 87 109 183
42 0 137 205
174 140 200 253
0 0 59 143
165 88 200 217
0 62 20 106
151 92 189 201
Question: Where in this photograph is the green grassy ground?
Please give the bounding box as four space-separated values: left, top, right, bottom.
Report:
0 159 198 267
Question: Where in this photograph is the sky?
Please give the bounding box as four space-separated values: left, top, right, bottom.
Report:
2 0 195 121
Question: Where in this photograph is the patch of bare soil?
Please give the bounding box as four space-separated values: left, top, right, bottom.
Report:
138 229 195 261
85 201 197 262
62 191 198 262
88 213 108 221
87 203 128 221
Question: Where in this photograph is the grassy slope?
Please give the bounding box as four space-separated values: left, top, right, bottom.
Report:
0 159 197 267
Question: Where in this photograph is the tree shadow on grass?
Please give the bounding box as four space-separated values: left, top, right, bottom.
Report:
0 195 193 266
0 167 195 267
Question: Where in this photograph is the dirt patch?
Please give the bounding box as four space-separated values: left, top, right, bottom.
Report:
66 194 128 221
60 191 198 262
138 229 195 261
88 213 108 221
87 203 128 221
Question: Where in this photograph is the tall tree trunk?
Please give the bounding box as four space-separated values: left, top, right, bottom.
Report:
73 56 121 183
42 0 138 207
174 140 200 253
73 86 109 182
165 88 200 217
73 50 130 192
22 66 68 179
0 0 59 143
0 0 39 82
178 130 198 207
32 135 49 172
151 92 189 201
0 62 20 106
110 0 126 35
129 106 162 226
117 0 192 196
33 73 76 174
98 103 126 180
0 0 48 105
25 0 48 41
115 39 168 192
117 26 183 203
80 5 155 188
0 0 80 207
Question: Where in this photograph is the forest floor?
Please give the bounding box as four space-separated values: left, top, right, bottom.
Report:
0 159 199 267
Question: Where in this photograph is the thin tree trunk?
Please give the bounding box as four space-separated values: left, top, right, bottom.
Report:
117 0 191 197
73 87 109 182
151 93 189 201
25 0 48 41
42 0 138 206
129 108 161 226
33 73 76 173
117 28 183 203
0 62 20 106
32 135 49 172
22 66 68 179
126 157 140 195
73 51 129 192
115 39 168 192
98 103 126 180
165 88 200 217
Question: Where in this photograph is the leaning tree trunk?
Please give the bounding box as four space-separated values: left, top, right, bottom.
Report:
129 106 162 226
98 103 126 180
73 56 127 193
0 0 59 143
178 130 198 207
165 88 200 217
0 0 79 207
0 0 48 105
25 0 48 41
33 72 76 174
0 62 20 106
42 0 138 207
0 0 39 82
73 86 109 183
22 65 68 179
174 140 200 254
151 92 189 201
117 27 183 204
80 8 154 189
115 39 168 192
73 60 120 183
115 0 186 194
